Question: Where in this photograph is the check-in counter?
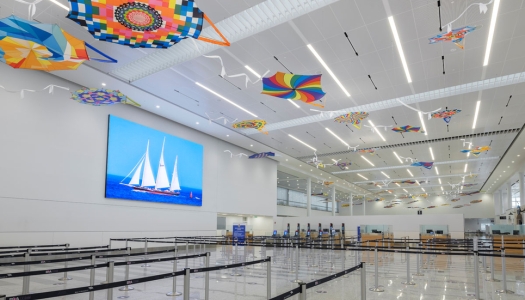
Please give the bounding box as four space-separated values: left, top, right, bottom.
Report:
359 225 393 246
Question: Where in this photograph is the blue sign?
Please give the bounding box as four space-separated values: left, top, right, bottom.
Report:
233 224 246 244
357 226 361 242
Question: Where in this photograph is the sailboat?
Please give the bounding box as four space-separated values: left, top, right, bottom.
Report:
120 138 181 196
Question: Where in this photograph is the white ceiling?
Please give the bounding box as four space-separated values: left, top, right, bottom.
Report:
3 0 525 198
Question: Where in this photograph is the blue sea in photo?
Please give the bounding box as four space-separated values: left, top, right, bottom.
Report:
105 115 203 206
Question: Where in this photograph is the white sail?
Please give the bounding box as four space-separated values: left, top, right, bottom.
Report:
155 138 170 189
129 157 144 185
170 156 181 191
141 140 156 187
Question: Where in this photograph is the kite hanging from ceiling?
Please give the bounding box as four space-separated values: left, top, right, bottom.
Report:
429 26 478 50
232 120 268 135
411 162 434 170
334 112 369 129
248 152 275 159
392 125 424 133
461 146 490 157
66 0 229 48
71 88 140 106
431 109 461 123
261 72 326 108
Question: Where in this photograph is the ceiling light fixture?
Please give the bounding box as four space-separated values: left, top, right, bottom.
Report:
429 147 435 160
195 82 258 117
407 169 414 177
388 16 412 83
381 171 390 178
326 128 349 148
196 122 199 125
438 178 442 184
464 163 468 173
287 99 300 108
421 188 425 192
418 112 428 136
368 120 386 142
156 105 160 108
357 173 368 180
403 189 408 193
244 65 261 78
101 83 106 86
472 100 481 129
441 186 444 191
393 151 404 164
288 134 316 151
361 155 375 166
307 44 350 97
49 0 69 10
435 166 439 175
483 0 501 66
395 183 401 187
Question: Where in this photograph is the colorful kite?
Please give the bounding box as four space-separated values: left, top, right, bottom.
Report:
427 206 436 209
71 88 140 106
66 0 229 48
232 120 268 134
332 160 352 170
407 200 419 204
451 198 460 202
334 112 369 129
393 180 428 185
429 26 478 49
358 147 379 154
0 15 115 71
461 146 491 157
392 125 424 133
441 204 450 206
460 191 480 196
470 200 482 204
384 205 394 208
261 72 325 107
341 203 350 208
411 162 434 170
323 181 334 186
431 109 461 123
248 152 275 159
461 183 478 187
453 205 463 208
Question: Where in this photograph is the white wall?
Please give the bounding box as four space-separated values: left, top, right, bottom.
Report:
277 214 465 239
339 193 494 218
277 205 339 217
0 65 277 246
217 216 274 236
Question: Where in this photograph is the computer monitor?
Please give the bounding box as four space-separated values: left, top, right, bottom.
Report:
273 230 277 236
294 231 298 237
513 230 520 235
426 229 433 233
492 230 501 234
307 231 311 237
372 229 378 233
376 231 382 234
436 230 443 234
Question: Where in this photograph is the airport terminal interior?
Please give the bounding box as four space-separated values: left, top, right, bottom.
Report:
2 0 525 299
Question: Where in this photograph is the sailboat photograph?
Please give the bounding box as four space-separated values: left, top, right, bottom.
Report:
105 115 203 206
120 139 181 196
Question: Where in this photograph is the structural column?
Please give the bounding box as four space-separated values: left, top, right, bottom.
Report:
507 182 513 211
363 195 366 216
350 193 353 216
331 186 336 216
306 177 311 217
518 172 525 207
493 191 501 216
499 189 505 214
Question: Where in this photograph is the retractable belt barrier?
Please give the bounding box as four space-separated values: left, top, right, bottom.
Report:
0 244 67 250
0 245 110 255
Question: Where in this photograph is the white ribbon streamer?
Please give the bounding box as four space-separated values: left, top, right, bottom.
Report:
395 99 441 120
460 139 473 148
205 113 237 125
224 150 247 158
348 145 359 152
13 0 43 19
0 84 69 98
399 156 417 163
362 124 393 132
443 0 493 32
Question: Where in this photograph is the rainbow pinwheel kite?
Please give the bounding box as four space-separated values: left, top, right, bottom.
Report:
429 26 478 50
248 152 275 159
411 162 434 170
431 109 461 123
66 0 229 48
334 112 369 129
392 125 424 133
232 120 268 134
71 88 140 106
461 146 490 157
261 72 325 108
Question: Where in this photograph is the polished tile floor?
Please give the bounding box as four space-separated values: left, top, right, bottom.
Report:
1 243 524 299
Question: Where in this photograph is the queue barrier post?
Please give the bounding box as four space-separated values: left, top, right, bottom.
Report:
402 247 415 286
0 294 5 300
414 246 423 276
292 245 302 283
119 247 134 291
22 250 31 294
167 243 182 296
360 262 366 300
106 261 115 300
487 244 500 282
58 243 73 281
369 247 384 292
89 255 96 300
299 282 307 300
473 250 480 300
183 268 190 300
496 249 514 294
267 256 272 300
141 238 150 267
205 252 210 300
185 242 189 268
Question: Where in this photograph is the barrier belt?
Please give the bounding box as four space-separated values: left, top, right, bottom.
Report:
191 258 269 273
269 287 302 300
31 247 128 257
0 245 110 255
0 253 25 259
113 253 206 267
0 244 67 250
305 264 361 289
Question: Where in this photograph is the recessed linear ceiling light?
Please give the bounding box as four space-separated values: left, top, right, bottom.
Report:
435 166 439 175
326 128 349 148
438 178 442 184
357 173 368 180
418 112 428 136
429 147 435 160
244 65 261 78
368 120 386 142
403 189 408 193
472 101 481 129
483 0 501 66
195 82 257 117
361 155 375 167
441 186 444 191
407 169 414 177
307 44 350 97
464 163 468 173
49 0 69 10
393 151 403 164
421 187 425 192
395 183 401 187
287 99 300 108
288 134 316 151
381 171 390 179
388 16 412 83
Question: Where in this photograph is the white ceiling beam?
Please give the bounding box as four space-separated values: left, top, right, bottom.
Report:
352 173 486 184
